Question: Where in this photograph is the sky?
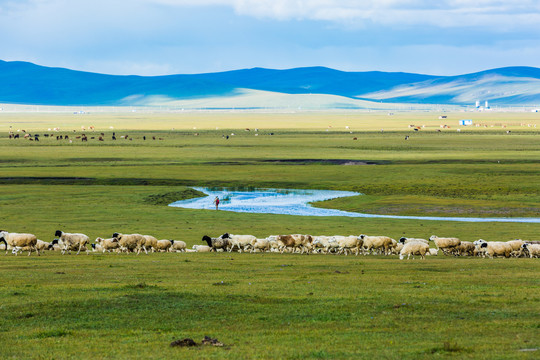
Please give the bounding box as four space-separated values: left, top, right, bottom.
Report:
1 0 540 76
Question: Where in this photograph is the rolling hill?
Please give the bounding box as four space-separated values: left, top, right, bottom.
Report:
1 60 540 107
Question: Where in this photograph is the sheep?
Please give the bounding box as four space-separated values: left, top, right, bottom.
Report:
192 245 212 253
312 236 340 254
506 240 525 257
35 239 50 253
426 248 439 256
201 235 229 252
360 235 394 255
333 235 363 256
473 239 512 258
521 243 540 258
276 234 313 254
91 243 104 252
142 235 158 253
249 238 271 253
54 230 90 255
155 240 173 252
169 240 187 252
399 241 430 260
0 231 38 256
456 241 475 256
221 233 257 253
429 235 461 256
95 237 119 253
112 233 146 254
399 237 429 245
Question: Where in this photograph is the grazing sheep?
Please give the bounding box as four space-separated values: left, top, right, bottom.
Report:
361 235 394 255
112 233 146 254
221 233 257 253
169 240 187 252
429 235 461 256
155 240 173 252
473 239 512 258
0 231 38 256
521 243 540 258
202 235 229 252
426 248 439 256
399 241 430 260
54 230 90 255
95 237 120 253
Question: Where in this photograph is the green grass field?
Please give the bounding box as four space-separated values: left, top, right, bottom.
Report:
1 111 539 359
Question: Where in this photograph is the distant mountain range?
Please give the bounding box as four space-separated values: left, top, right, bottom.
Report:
1 60 540 107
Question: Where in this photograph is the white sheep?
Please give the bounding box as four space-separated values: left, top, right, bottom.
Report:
112 233 146 254
426 248 438 256
506 240 525 257
474 239 512 258
142 235 158 253
250 238 271 253
399 241 430 260
361 235 394 255
429 235 461 256
192 245 212 252
0 231 38 256
95 237 120 253
222 233 257 252
333 235 362 256
155 239 172 252
54 230 90 255
169 240 187 252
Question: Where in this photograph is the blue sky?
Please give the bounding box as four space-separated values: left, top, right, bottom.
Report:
1 0 539 76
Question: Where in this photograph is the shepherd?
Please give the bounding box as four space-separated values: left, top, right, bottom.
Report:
213 196 220 210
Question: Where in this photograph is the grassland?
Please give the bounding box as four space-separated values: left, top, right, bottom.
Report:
1 111 539 359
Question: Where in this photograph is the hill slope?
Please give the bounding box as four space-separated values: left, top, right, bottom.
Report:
1 60 540 106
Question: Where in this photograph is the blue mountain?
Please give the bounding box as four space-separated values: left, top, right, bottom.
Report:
1 60 540 106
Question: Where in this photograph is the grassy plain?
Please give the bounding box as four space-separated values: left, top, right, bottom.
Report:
0 111 539 359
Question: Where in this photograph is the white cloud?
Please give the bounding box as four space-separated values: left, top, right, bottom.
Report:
150 0 540 28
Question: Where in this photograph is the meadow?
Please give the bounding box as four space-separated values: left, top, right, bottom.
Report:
1 110 539 359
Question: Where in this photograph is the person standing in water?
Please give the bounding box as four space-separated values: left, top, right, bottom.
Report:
213 196 220 210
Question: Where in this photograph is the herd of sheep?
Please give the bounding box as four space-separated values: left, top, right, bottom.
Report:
1 230 539 259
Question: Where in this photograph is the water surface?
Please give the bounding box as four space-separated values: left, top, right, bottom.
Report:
169 187 540 223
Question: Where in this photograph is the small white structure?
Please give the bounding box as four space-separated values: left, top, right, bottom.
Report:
459 119 473 126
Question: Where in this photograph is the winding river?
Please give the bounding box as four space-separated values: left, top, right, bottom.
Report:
169 187 540 223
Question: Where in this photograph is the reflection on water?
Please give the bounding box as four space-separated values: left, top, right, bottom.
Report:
169 187 540 223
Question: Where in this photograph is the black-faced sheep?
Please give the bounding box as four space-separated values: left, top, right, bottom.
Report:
520 243 540 258
54 230 90 255
473 239 512 258
202 235 229 252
